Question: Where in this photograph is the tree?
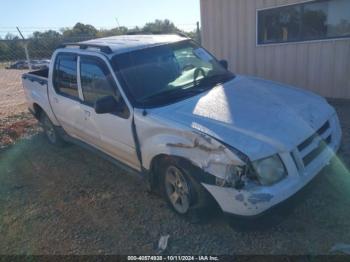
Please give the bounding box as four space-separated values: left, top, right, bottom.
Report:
62 23 98 41
29 30 62 59
0 20 199 61
98 26 129 37
142 19 179 34
126 26 142 35
0 41 10 61
5 33 19 41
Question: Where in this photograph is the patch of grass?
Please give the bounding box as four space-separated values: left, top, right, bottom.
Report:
0 62 9 69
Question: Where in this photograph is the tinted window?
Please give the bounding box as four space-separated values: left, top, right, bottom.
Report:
258 0 350 44
80 56 129 118
258 5 301 44
302 1 328 40
53 54 78 99
80 57 116 105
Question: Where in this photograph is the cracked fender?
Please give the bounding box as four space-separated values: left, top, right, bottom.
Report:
140 124 245 179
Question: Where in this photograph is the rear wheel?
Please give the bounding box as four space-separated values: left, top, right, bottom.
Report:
40 113 66 146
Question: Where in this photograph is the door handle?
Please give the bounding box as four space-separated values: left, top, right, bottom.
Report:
53 97 59 103
84 110 91 117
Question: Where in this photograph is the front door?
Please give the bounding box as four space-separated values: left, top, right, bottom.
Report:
78 55 140 170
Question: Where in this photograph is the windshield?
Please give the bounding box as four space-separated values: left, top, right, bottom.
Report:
111 40 234 107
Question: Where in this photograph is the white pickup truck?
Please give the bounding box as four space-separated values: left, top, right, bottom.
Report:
22 34 342 218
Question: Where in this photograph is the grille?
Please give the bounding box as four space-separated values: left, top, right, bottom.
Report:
297 121 332 167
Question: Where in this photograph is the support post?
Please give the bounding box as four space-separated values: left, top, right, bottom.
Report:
196 21 201 44
16 27 32 70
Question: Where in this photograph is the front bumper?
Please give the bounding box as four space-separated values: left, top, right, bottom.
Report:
202 114 342 217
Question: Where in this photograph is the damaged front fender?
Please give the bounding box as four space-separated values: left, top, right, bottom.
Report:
142 130 246 184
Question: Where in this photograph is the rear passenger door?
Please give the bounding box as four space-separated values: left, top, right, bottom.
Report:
78 55 140 170
49 53 83 139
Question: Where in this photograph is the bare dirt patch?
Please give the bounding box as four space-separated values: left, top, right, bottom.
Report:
0 69 39 148
0 69 29 119
0 112 40 149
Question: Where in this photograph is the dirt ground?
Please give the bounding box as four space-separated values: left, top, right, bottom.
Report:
0 69 350 255
0 69 40 149
0 69 29 119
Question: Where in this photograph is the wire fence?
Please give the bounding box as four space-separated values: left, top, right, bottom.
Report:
0 35 201 69
0 36 113 66
0 23 200 66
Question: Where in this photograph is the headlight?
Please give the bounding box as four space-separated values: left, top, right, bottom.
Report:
251 155 287 186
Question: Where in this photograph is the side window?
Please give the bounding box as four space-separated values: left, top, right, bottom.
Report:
80 57 116 105
80 56 129 118
53 54 79 99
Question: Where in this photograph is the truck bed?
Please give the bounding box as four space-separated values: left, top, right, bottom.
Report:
22 68 49 85
22 68 56 124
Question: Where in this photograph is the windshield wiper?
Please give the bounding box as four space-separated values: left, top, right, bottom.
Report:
140 87 203 104
196 73 234 88
139 73 234 106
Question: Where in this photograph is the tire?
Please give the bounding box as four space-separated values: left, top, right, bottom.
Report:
159 159 211 217
40 113 66 146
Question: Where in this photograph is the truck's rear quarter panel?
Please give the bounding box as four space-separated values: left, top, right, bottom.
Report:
22 72 59 126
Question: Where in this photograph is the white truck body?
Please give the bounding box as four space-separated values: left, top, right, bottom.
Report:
22 34 342 217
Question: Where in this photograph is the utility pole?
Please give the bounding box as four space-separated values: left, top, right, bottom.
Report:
115 17 121 28
16 27 32 70
196 22 201 44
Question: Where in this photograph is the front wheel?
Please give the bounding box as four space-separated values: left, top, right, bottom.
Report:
164 165 192 214
40 113 66 146
159 159 212 218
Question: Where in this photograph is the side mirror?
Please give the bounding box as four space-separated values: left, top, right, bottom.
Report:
219 60 229 70
94 96 121 114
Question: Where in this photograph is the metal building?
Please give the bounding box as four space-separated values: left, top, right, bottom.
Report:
200 0 350 99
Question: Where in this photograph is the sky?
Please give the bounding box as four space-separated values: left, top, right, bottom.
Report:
0 0 200 37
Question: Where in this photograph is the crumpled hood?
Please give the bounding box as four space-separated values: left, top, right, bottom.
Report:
151 75 335 160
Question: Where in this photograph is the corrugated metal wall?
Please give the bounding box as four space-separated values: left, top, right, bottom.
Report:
200 0 350 99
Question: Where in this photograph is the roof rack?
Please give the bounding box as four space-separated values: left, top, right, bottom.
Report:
125 31 189 38
58 43 113 54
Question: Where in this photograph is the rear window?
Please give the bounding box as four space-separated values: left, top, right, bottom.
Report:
53 54 79 99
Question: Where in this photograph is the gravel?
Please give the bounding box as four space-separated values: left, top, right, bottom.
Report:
0 69 349 255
